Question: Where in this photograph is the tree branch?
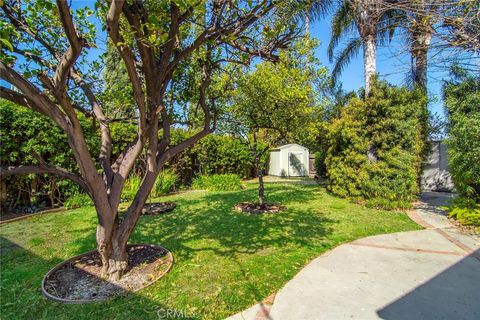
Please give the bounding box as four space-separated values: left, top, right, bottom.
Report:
0 165 89 194
105 0 149 208
54 0 86 94
106 0 146 120
0 62 67 129
122 0 157 93
165 1 275 76
0 86 38 112
1 3 60 60
70 71 113 181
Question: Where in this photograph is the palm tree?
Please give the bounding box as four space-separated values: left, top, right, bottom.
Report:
308 0 395 96
330 1 395 96
406 0 435 90
400 0 478 90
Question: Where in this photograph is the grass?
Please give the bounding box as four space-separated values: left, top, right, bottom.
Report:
0 182 421 319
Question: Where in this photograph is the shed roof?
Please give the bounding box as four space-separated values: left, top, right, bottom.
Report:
271 143 307 151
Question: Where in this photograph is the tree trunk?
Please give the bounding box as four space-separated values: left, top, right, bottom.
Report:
255 156 266 209
415 50 427 90
364 34 376 96
96 169 158 281
95 214 128 281
413 32 431 91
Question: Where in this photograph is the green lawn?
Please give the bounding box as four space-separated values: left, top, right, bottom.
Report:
0 182 421 319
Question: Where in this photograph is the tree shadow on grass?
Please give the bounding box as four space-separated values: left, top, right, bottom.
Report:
0 235 191 319
132 183 336 305
1 183 335 319
135 183 336 260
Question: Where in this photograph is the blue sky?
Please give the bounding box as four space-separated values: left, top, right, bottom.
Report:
6 2 474 118
309 15 447 116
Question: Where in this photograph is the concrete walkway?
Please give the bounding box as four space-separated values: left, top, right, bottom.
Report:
227 192 480 320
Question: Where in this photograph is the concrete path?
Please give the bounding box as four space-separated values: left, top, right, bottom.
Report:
227 192 480 320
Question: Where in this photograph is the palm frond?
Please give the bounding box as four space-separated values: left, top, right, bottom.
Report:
331 37 363 85
327 0 356 62
376 8 405 46
307 0 335 21
291 0 335 24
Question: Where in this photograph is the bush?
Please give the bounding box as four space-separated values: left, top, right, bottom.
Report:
121 175 142 201
314 150 327 177
64 193 93 209
325 79 428 209
192 174 243 191
169 131 258 184
444 72 480 202
151 169 179 197
0 101 258 210
0 100 99 209
447 197 480 230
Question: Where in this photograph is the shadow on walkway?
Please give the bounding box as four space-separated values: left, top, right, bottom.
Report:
377 249 480 320
415 191 457 216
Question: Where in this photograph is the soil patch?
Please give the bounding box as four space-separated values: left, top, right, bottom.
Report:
142 202 176 215
234 202 285 214
42 244 173 303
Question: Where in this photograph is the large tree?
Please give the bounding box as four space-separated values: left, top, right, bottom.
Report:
390 0 480 89
321 0 393 96
0 0 298 280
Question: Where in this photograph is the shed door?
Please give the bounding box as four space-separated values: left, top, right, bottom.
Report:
288 152 305 176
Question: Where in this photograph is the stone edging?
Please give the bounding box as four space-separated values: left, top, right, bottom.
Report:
407 209 480 262
41 244 174 304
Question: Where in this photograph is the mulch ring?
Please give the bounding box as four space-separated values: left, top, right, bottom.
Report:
142 202 176 215
42 244 173 303
234 202 285 214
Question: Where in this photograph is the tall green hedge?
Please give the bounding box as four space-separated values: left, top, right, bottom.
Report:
325 80 428 209
443 72 480 229
169 130 257 184
0 100 256 210
444 74 480 202
0 100 99 210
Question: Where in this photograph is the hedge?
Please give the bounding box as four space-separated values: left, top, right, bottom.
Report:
325 79 428 209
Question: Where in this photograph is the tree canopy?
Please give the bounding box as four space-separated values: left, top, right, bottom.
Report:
0 0 303 280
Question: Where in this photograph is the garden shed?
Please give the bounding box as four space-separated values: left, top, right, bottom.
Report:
268 144 309 177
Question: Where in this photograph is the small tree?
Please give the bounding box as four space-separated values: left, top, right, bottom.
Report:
0 0 299 280
226 53 317 208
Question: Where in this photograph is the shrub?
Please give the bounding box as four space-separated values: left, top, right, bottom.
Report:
0 100 99 209
151 169 179 197
192 174 243 191
121 175 142 201
447 197 480 231
314 150 327 177
444 72 480 202
0 101 257 209
325 79 428 209
64 193 93 209
169 131 258 184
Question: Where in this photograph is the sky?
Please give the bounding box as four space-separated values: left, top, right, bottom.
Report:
308 14 461 117
6 1 477 118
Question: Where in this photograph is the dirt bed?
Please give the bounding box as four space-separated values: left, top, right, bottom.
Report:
234 202 285 214
43 244 173 302
142 202 176 215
